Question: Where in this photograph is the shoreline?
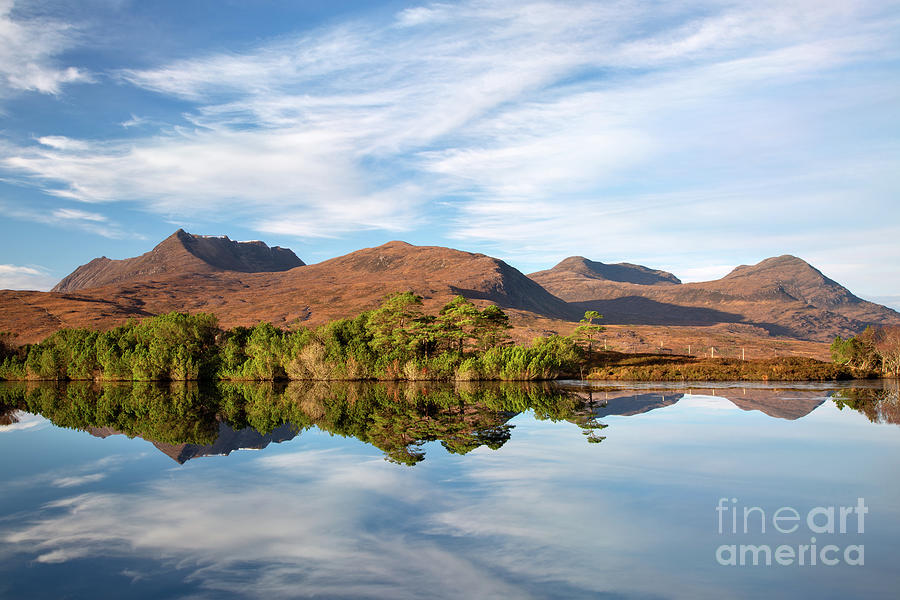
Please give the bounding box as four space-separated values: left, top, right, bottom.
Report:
0 354 880 383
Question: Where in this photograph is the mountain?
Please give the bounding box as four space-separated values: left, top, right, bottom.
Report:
287 241 572 318
530 254 900 341
706 255 865 309
1 232 898 345
533 256 681 286
0 234 572 343
52 229 304 292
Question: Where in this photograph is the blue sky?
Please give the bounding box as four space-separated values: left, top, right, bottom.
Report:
1 0 898 306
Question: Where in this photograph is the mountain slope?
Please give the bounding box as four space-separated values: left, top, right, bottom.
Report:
52 229 304 292
530 254 900 341
295 241 572 318
2 234 898 345
1 236 572 343
532 256 681 286
706 255 862 308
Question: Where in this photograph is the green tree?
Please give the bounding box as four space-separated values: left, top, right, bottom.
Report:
475 305 511 350
831 330 878 371
439 296 482 354
406 313 441 359
574 310 604 353
244 322 286 379
365 292 424 357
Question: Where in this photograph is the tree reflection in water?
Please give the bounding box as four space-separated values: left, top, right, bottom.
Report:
3 380 895 465
833 380 900 425
0 381 603 465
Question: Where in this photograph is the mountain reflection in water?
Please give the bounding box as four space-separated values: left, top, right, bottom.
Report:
2 380 900 600
1 380 897 464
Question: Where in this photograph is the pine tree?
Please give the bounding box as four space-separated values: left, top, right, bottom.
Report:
574 310 604 354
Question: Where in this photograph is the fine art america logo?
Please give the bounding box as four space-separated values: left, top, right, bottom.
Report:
715 497 867 567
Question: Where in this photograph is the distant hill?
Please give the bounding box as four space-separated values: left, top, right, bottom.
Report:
291 241 572 319
1 232 897 345
0 234 572 343
707 255 866 309
530 254 900 341
532 256 681 286
52 229 304 292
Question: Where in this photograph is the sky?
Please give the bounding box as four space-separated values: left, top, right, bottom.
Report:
0 0 898 307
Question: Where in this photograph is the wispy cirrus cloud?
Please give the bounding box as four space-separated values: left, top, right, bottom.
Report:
52 473 107 488
0 0 897 293
0 0 91 97
7 0 635 238
0 198 129 239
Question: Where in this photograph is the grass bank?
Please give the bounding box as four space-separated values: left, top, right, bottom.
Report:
584 351 865 381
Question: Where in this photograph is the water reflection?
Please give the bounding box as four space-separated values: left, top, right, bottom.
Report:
564 385 834 420
0 381 588 465
2 380 900 599
1 380 897 464
89 420 299 464
833 385 900 425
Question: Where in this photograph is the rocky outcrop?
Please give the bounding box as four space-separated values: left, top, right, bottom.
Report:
52 229 304 292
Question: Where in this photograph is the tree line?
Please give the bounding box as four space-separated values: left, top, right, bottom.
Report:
831 325 900 377
0 293 586 382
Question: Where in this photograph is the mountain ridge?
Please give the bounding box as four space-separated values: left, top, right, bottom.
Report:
532 256 681 285
52 229 304 293
1 231 897 346
529 253 900 341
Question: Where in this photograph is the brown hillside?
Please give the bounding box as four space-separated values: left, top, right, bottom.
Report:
709 255 865 308
297 241 572 318
530 255 900 341
0 237 572 343
52 229 304 292
533 256 681 285
2 233 896 353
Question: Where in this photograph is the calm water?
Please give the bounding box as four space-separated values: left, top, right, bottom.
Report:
1 380 899 599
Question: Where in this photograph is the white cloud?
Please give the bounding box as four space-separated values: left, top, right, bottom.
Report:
0 0 91 96
395 4 453 27
36 136 90 151
0 200 128 239
0 0 896 290
52 207 107 222
0 264 57 290
35 547 92 564
52 473 107 488
120 114 148 128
